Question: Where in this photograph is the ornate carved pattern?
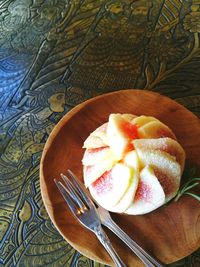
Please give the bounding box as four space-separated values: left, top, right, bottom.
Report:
0 0 199 266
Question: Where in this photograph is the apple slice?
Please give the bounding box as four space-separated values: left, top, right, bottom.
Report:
83 156 117 187
136 148 181 201
82 146 115 166
89 163 134 210
133 138 185 172
83 123 108 148
138 121 176 140
125 166 165 215
132 115 158 127
107 114 138 159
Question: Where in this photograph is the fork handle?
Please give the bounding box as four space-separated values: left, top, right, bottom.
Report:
94 225 127 267
102 218 164 267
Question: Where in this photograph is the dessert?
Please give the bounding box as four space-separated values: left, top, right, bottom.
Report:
82 114 185 215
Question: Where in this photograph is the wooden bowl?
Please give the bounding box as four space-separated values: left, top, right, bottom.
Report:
40 89 200 267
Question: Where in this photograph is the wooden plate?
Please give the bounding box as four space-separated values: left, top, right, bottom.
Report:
40 89 200 267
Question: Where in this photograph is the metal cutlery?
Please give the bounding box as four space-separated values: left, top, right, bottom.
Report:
54 170 126 267
54 170 164 267
97 205 164 267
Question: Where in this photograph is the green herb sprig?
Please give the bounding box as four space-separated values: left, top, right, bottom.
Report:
174 167 200 202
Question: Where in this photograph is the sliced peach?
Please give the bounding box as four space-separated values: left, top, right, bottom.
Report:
153 167 179 201
107 114 138 159
89 163 134 210
83 156 117 187
109 168 139 213
124 150 140 170
122 113 137 121
125 166 165 215
82 146 115 166
132 115 158 127
133 138 185 172
138 121 176 140
136 149 181 201
83 123 108 148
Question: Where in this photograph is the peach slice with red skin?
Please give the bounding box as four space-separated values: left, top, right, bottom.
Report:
137 121 176 140
133 138 185 172
83 114 136 149
136 149 181 201
83 123 108 149
108 168 139 213
83 156 117 187
153 167 179 201
107 114 138 160
89 163 136 211
82 146 115 166
125 166 165 215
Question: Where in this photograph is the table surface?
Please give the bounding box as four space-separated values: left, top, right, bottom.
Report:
0 1 199 267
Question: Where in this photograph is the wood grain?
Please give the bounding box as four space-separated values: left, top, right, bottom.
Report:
40 89 200 267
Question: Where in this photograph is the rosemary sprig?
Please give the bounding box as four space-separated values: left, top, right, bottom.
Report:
183 192 200 201
174 166 200 202
174 177 200 201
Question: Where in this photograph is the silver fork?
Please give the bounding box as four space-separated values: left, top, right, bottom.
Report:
54 170 126 267
97 206 164 267
55 170 164 267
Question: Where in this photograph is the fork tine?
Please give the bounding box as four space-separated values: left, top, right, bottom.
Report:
54 179 78 214
55 177 127 266
55 178 77 203
60 173 88 210
66 169 94 207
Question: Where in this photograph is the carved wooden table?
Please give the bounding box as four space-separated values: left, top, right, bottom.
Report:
0 1 199 266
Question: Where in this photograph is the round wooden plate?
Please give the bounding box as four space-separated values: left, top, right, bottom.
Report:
40 89 200 267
